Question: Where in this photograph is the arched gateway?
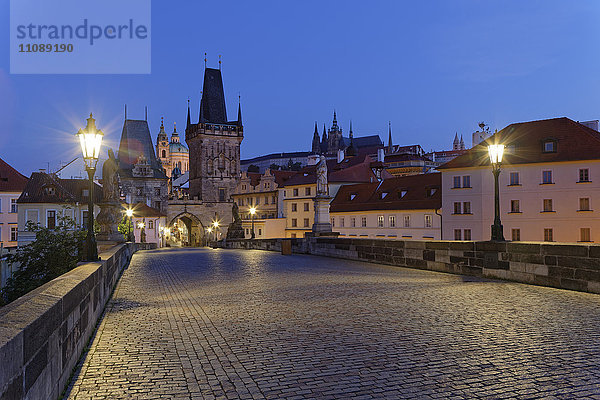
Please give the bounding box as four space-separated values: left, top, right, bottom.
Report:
168 212 204 247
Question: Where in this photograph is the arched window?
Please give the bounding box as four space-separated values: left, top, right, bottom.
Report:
162 150 166 158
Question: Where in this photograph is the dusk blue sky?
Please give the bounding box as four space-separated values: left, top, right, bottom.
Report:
1 1 599 176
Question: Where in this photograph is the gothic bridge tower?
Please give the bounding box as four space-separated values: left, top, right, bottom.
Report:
185 67 243 203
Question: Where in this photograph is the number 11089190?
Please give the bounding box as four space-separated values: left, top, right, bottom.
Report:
19 43 74 53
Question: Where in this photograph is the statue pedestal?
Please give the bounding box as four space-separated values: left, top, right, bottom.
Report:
96 202 125 243
312 195 333 233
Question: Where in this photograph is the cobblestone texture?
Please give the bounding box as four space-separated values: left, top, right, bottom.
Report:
65 248 600 399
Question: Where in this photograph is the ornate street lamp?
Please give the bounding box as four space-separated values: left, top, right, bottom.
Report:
125 208 134 242
488 144 505 241
249 206 257 239
76 113 104 261
212 220 219 241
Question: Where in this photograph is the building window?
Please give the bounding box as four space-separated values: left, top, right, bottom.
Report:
512 229 521 241
389 215 395 228
463 229 471 240
258 228 262 236
154 188 161 196
265 196 269 205
462 176 471 188
136 187 143 195
543 140 556 153
305 187 311 196
509 172 520 186
453 176 461 188
510 200 520 213
256 197 260 205
291 233 297 239
340 217 344 228
154 201 161 210
239 198 244 206
291 218 297 227
47 210 56 229
26 210 39 226
544 228 553 242
219 188 226 202
304 218 310 228
454 229 462 240
248 197 253 206
304 203 309 211
453 202 461 214
10 226 17 242
272 196 276 204
242 184 246 191
148 220 154 229
542 170 553 184
462 202 471 214
293 188 299 197
579 168 590 182
361 217 367 227
581 228 591 242
291 203 297 212
331 218 335 228
402 215 410 228
580 197 591 211
245 228 249 235
425 215 432 228
10 199 17 213
378 215 384 228
351 217 356 227
543 199 553 212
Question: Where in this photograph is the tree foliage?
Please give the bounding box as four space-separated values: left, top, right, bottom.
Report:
1 216 85 305
118 216 133 241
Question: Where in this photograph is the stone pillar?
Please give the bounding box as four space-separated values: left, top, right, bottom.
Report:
312 195 333 233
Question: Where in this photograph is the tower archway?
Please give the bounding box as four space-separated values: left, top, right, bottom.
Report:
168 212 205 247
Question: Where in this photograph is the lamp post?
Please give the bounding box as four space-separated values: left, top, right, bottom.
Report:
76 113 104 261
249 206 257 239
488 144 505 241
125 208 133 242
212 221 219 241
207 227 213 244
138 221 146 243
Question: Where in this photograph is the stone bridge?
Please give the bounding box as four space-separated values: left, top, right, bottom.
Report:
2 243 600 399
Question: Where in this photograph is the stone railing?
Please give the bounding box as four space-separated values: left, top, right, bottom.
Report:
219 238 600 294
0 243 136 400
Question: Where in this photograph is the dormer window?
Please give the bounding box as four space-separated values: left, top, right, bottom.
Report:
44 186 56 196
381 192 388 199
399 190 407 198
426 188 437 197
350 194 357 200
82 189 89 198
542 139 557 153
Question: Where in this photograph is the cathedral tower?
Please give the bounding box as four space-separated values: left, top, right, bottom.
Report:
185 67 243 202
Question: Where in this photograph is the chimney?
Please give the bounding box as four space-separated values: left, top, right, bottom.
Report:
337 149 345 163
377 148 385 163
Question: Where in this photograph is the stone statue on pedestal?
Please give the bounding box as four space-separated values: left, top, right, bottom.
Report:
316 155 329 196
226 203 245 239
312 155 334 234
96 149 125 243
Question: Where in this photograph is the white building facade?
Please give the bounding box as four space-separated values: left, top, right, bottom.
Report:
439 117 600 243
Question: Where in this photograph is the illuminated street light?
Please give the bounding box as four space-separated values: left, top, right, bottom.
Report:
488 144 505 241
76 113 104 261
249 206 257 239
125 208 133 242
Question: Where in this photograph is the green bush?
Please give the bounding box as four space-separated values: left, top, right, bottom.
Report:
0 215 85 305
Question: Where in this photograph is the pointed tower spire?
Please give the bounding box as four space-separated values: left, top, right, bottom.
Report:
186 99 191 129
312 121 321 154
388 121 393 152
333 110 337 123
237 94 242 126
347 120 357 157
321 123 328 153
453 132 459 150
459 135 465 150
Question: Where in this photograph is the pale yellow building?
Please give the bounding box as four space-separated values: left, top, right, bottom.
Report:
156 119 189 178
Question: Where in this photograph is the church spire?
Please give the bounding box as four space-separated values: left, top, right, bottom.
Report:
311 121 321 154
388 121 393 152
186 99 191 129
237 94 242 126
347 120 356 157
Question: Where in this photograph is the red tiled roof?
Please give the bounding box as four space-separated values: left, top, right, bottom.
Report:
18 173 102 204
283 154 390 187
330 173 442 212
131 202 165 217
0 158 28 192
438 117 600 169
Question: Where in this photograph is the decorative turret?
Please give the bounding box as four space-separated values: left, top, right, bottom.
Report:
171 123 180 143
237 95 243 127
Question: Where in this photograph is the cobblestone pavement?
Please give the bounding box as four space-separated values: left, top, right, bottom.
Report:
65 248 600 399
